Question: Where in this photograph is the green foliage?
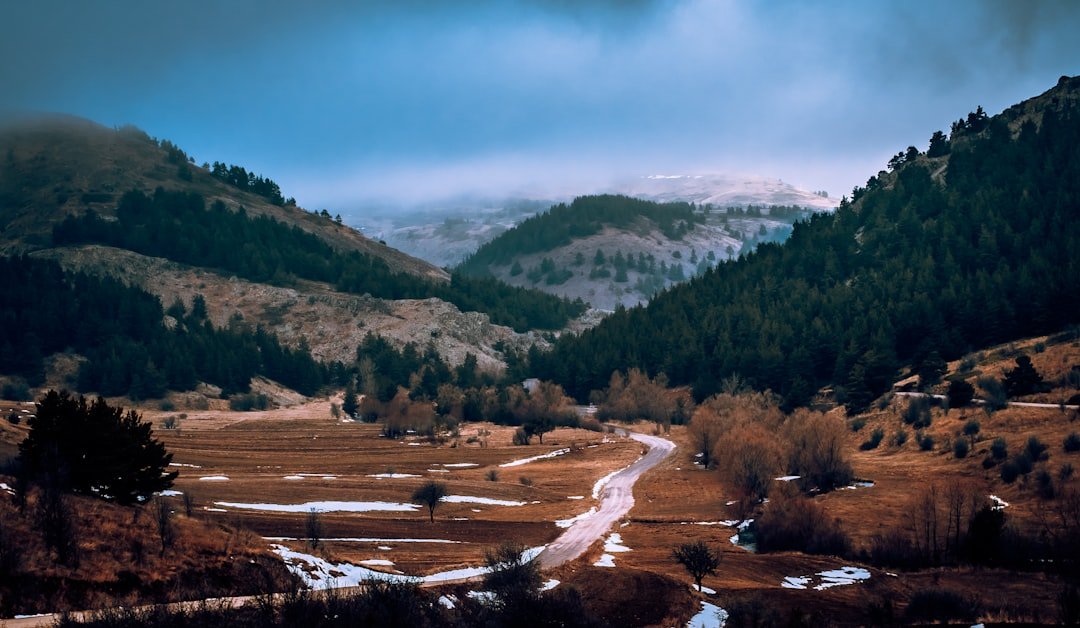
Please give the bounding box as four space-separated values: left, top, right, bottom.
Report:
458 195 703 273
18 391 177 504
52 188 583 332
208 160 286 205
532 100 1080 402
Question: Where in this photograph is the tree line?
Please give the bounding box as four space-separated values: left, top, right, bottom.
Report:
457 195 703 276
0 256 339 399
51 187 584 331
531 100 1080 412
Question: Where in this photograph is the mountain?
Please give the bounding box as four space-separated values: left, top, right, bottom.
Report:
0 114 446 281
0 116 584 401
532 76 1080 408
348 174 836 268
457 195 814 310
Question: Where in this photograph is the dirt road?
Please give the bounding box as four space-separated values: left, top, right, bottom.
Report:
537 430 676 568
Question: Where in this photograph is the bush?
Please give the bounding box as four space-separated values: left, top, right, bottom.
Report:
904 589 980 624
1035 469 1055 499
859 428 884 451
2 380 32 401
902 397 932 428
228 393 270 411
892 429 908 447
978 376 1008 410
158 400 176 412
990 437 1008 460
485 469 500 482
947 379 975 408
963 419 980 439
1064 433 1080 453
849 418 866 432
1024 436 1049 462
953 439 969 458
518 476 533 486
919 434 935 451
6 411 20 425
512 428 530 446
1001 460 1020 483
754 488 850 556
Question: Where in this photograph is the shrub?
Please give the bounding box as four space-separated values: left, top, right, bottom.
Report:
485 469 500 482
953 439 969 459
990 437 1008 460
963 419 980 440
228 393 270 411
947 380 976 408
1001 460 1020 483
1024 436 1049 462
754 487 851 555
981 456 997 469
902 397 932 428
892 429 908 447
860 428 885 451
1064 433 1080 453
850 418 866 432
512 428 530 446
1 380 31 401
518 476 533 486
977 375 1007 411
1059 463 1074 482
158 400 176 412
6 412 20 425
919 434 935 451
904 589 979 624
1035 469 1055 499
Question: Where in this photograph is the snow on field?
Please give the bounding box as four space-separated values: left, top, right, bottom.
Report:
199 475 230 481
604 533 631 553
692 584 717 595
441 495 526 506
378 545 393 550
441 463 479 468
295 473 337 479
204 507 227 512
556 506 597 528
367 473 421 479
541 579 560 591
592 459 637 499
990 495 1010 510
266 536 462 544
157 489 183 497
428 469 450 473
467 591 497 603
774 475 800 482
840 480 874 490
359 559 395 567
678 520 739 527
567 495 585 500
218 500 419 513
781 566 870 591
729 520 755 552
169 463 202 468
0 483 15 494
438 595 457 609
283 475 304 480
499 448 570 468
593 554 616 567
686 600 727 627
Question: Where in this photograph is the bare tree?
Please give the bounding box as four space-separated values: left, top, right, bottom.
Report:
154 496 174 557
673 540 721 592
483 541 542 605
412 481 448 523
306 508 323 550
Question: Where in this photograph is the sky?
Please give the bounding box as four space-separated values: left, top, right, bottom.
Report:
2 0 1079 211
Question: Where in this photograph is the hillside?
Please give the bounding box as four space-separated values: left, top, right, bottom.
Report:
532 75 1080 406
457 195 813 310
0 114 446 281
349 175 836 269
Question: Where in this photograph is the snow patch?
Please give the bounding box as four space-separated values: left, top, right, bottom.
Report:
359 559 395 567
840 480 874 490
604 533 631 553
438 594 457 609
203 507 227 512
367 473 421 479
157 490 183 497
780 566 870 590
556 506 597 528
567 495 585 500
499 448 570 468
692 584 717 595
169 463 201 468
0 483 16 494
199 475 229 481
441 463 479 468
686 600 728 628
593 554 616 567
990 495 1009 510
541 579 560 592
265 537 461 544
218 500 419 513
428 469 450 473
774 475 800 482
441 495 526 506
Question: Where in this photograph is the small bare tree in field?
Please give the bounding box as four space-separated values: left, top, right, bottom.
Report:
412 481 448 523
306 508 323 550
673 540 721 592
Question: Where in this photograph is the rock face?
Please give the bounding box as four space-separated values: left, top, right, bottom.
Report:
39 245 547 372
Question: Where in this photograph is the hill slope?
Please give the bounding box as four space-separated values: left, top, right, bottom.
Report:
457 195 813 310
533 76 1080 407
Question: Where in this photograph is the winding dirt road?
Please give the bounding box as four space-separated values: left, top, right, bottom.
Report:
2 430 675 626
537 430 676 568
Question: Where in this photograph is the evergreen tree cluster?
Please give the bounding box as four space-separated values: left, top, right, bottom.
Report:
208 161 289 206
457 195 702 275
0 256 338 398
532 100 1080 412
51 188 584 331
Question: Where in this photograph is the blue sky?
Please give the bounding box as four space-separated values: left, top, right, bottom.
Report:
3 0 1078 210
